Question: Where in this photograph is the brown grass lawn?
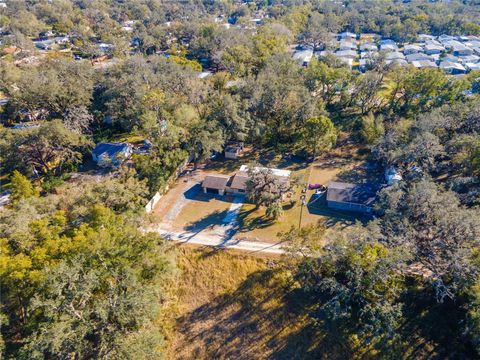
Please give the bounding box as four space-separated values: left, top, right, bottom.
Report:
168 247 326 360
167 247 467 360
175 192 235 232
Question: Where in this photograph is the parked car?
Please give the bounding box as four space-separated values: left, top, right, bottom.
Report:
308 183 326 190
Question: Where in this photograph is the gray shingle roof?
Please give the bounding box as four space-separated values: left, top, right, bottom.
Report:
326 181 380 206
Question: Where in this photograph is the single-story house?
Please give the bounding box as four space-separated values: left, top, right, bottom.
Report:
224 142 244 160
338 32 356 41
293 49 314 66
424 44 445 55
337 57 354 67
406 52 434 63
411 60 438 69
326 181 380 214
92 142 133 167
334 49 357 59
379 39 396 46
360 43 378 52
380 43 398 52
452 44 474 57
386 58 408 67
386 51 405 61
457 54 480 64
403 44 423 55
338 40 357 51
440 61 466 74
359 58 374 71
418 34 435 42
466 62 480 71
438 34 456 44
202 166 291 197
360 50 379 58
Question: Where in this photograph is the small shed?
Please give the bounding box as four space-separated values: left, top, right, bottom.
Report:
224 142 244 160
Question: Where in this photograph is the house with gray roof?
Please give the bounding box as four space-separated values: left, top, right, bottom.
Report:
360 43 377 52
92 142 133 168
386 51 405 61
424 43 445 55
334 49 357 59
338 32 356 41
380 43 398 52
411 60 437 69
338 40 357 51
403 44 423 55
440 61 466 74
326 182 381 214
466 62 480 71
293 49 314 66
406 52 434 63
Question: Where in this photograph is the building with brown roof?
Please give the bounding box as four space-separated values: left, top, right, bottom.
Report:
202 174 231 195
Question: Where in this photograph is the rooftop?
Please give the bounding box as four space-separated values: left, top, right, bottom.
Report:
326 181 380 206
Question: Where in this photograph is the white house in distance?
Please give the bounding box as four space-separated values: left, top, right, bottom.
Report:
92 142 133 167
224 142 244 160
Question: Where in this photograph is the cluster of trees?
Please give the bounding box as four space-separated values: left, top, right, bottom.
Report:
1 170 176 359
285 178 480 357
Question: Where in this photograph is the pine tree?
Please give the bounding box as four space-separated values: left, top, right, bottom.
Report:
10 171 38 203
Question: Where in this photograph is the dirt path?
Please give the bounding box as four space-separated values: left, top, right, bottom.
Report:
146 227 285 255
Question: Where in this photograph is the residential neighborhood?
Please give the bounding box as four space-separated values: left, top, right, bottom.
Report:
1 1 480 359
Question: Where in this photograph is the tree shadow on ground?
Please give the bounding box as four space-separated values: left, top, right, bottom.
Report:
237 206 275 233
398 285 477 359
335 162 383 184
174 268 352 360
184 209 231 233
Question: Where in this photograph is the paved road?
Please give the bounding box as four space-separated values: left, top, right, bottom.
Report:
146 227 285 255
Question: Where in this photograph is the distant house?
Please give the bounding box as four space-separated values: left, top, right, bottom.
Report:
424 44 445 55
406 52 434 63
385 51 405 61
359 43 377 52
418 34 435 42
92 142 133 167
334 49 357 59
380 43 398 52
411 60 438 69
338 40 357 51
452 44 474 57
466 62 480 71
293 49 313 66
440 61 466 74
224 142 244 160
403 44 423 55
338 32 356 41
385 167 402 185
326 181 380 214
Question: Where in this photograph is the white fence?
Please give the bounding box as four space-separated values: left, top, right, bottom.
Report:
145 192 162 213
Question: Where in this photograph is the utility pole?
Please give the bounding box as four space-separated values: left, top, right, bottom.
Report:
298 192 306 229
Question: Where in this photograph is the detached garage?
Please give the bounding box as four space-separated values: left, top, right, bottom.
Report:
202 174 230 195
